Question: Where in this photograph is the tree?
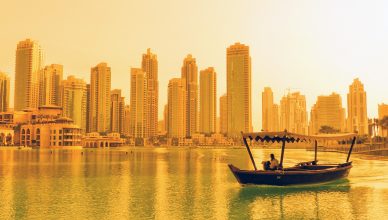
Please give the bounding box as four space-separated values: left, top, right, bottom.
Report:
319 125 339 134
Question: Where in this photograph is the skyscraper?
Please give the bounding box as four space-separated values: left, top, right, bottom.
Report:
14 39 43 110
40 64 63 107
61 75 87 131
110 89 125 134
262 87 280 132
347 78 368 135
167 78 186 138
219 94 227 135
226 43 252 136
181 54 198 137
199 67 216 134
142 48 159 138
130 68 147 138
0 72 10 112
280 92 308 134
89 62 111 133
123 105 131 136
309 93 346 135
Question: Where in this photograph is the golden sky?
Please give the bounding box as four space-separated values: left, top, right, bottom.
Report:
1 0 387 130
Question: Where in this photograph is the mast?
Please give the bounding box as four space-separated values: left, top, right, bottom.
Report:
241 132 257 170
346 136 357 162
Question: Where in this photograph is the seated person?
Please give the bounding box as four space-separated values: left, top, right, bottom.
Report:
262 154 279 170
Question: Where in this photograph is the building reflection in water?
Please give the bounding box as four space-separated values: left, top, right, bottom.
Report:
1 148 388 219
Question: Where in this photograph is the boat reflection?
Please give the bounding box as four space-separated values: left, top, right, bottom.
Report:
229 179 351 219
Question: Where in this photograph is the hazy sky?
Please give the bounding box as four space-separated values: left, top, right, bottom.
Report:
1 0 387 130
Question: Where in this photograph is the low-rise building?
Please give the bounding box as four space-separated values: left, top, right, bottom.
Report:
82 132 125 148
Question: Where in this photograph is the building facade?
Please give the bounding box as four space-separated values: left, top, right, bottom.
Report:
14 39 43 110
167 78 186 138
142 48 159 138
88 63 111 133
226 43 252 137
219 94 227 135
40 64 63 107
0 72 10 112
347 78 368 135
61 75 87 131
262 87 279 132
110 89 125 134
199 67 217 134
309 93 346 135
130 68 147 138
181 54 198 137
280 92 308 134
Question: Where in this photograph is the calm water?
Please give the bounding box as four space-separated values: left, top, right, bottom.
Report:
1 147 388 220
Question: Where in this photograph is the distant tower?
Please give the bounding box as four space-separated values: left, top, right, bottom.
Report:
89 62 111 133
262 87 274 131
130 68 147 138
142 48 158 138
219 94 227 135
40 64 63 107
347 78 368 135
167 78 186 138
123 105 131 136
199 67 217 134
0 72 10 112
110 89 125 134
181 54 198 137
14 39 43 110
61 75 87 131
227 43 252 136
280 92 308 135
309 93 346 135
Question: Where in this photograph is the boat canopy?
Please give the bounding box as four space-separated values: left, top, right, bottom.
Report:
242 131 357 143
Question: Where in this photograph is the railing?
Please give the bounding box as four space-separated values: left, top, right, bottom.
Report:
309 143 388 153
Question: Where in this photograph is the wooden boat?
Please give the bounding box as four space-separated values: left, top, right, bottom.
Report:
229 131 357 186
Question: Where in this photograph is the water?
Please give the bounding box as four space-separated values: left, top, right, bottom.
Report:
1 147 388 219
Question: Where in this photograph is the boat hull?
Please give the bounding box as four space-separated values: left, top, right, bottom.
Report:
228 163 352 186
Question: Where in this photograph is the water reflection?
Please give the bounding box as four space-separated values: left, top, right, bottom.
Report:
0 148 388 219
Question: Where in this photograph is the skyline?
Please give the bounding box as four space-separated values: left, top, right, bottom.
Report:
1 1 388 131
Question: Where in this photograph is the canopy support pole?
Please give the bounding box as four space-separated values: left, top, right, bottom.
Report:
242 136 257 171
314 140 318 162
346 137 357 162
279 138 286 169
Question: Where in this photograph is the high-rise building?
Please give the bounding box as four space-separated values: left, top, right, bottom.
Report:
61 75 87 131
40 64 63 107
280 92 308 134
181 54 198 137
271 104 280 131
163 104 168 135
167 78 186 138
0 72 10 112
130 68 147 138
86 84 90 132
226 43 252 136
378 103 388 136
123 105 131 136
309 93 346 135
262 87 279 132
142 48 159 138
220 94 227 135
88 62 111 133
347 78 368 135
199 67 217 134
110 89 125 134
14 39 43 110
